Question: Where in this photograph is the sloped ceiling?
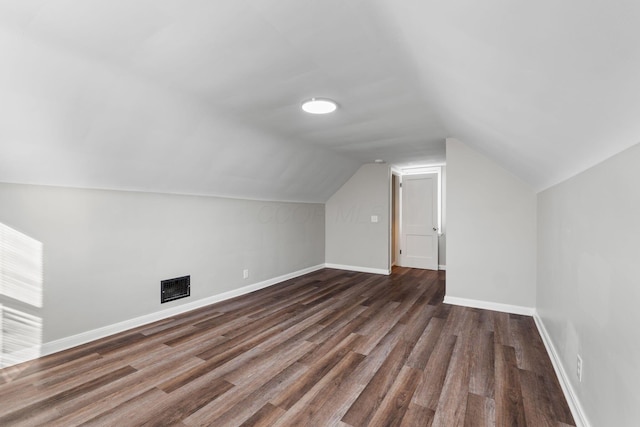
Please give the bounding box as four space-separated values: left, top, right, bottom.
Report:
1 1 639 202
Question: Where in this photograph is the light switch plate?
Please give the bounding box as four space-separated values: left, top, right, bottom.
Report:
371 215 378 223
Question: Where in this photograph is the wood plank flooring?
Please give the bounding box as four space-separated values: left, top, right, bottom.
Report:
0 267 575 426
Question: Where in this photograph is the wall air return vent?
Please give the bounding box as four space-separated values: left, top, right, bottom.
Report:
161 275 190 303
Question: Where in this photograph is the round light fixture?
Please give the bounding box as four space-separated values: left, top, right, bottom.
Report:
301 98 337 114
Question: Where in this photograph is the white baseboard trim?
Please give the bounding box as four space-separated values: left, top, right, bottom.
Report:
533 313 591 427
0 346 41 370
324 263 391 275
443 296 535 316
12 264 326 368
438 265 446 271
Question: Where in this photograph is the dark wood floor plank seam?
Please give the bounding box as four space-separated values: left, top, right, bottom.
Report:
0 365 137 425
48 355 207 426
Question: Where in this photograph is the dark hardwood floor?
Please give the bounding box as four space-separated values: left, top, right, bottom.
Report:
0 267 575 426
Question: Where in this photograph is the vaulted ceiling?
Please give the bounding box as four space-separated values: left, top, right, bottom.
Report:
1 1 639 202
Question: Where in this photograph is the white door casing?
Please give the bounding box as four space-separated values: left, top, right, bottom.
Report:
400 173 438 270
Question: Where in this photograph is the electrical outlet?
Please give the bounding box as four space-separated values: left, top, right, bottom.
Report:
577 354 583 382
243 269 249 279
371 215 378 223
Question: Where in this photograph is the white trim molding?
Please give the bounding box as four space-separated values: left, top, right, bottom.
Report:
324 263 391 275
443 295 535 316
533 313 591 427
11 264 326 368
438 265 447 271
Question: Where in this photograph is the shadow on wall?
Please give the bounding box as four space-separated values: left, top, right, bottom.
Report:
0 222 43 378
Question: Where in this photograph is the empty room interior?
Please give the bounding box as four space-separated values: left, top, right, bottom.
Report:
0 1 638 426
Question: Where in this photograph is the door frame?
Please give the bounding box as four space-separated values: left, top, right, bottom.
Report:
391 165 443 270
390 171 401 267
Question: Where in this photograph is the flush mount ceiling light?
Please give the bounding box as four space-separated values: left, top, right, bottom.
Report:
301 98 337 114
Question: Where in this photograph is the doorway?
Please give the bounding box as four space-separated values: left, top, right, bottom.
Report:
391 173 400 266
392 168 442 271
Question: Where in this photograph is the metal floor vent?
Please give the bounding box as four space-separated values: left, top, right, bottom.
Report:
161 275 190 303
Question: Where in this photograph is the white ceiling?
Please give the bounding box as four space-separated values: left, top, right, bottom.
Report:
1 0 639 201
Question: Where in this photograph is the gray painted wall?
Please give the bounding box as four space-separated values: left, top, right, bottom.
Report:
0 183 324 343
325 164 390 272
439 165 447 266
446 138 536 308
537 143 640 426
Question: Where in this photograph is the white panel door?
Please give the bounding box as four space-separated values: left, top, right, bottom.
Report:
400 173 438 270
